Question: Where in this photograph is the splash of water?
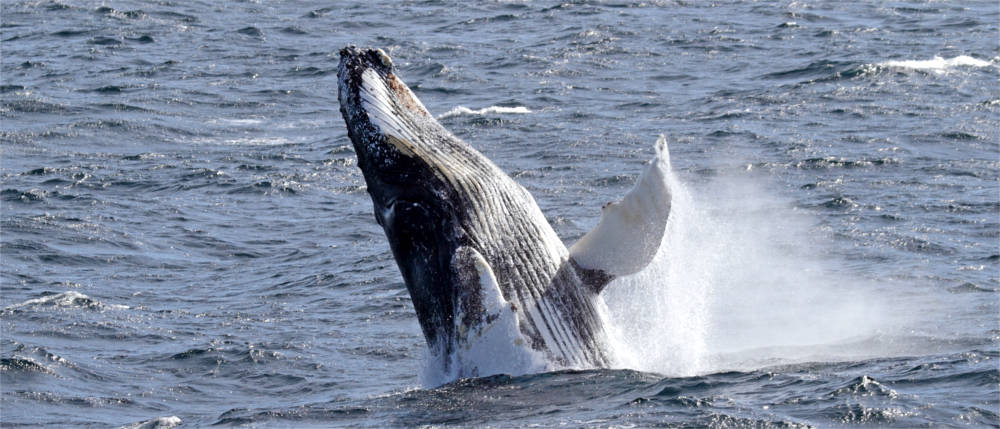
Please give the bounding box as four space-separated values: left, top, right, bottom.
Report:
603 170 893 376
600 171 716 376
422 159 897 385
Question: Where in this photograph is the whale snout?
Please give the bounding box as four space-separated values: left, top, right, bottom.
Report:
338 46 396 84
338 46 433 153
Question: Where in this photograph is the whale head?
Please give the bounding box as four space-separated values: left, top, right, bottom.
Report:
338 46 444 224
338 46 472 350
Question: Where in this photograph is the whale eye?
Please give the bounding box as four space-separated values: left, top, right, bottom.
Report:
374 198 396 227
382 199 398 226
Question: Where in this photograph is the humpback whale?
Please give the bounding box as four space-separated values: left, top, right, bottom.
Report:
337 46 673 378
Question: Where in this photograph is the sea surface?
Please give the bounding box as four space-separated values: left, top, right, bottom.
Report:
2 1 998 427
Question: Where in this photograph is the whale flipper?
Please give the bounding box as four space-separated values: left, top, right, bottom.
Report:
569 135 673 293
451 247 543 377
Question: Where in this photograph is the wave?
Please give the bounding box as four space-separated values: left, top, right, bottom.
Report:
3 291 129 312
209 350 999 427
437 105 532 119
118 416 182 429
878 55 995 73
762 55 996 84
0 357 56 375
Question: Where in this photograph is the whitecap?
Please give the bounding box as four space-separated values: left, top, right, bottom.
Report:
222 136 297 146
879 55 994 74
3 291 129 311
208 118 264 126
437 105 532 119
118 416 182 429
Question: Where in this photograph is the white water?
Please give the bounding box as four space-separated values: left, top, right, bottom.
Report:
118 416 182 429
879 55 995 74
437 105 532 119
604 171 894 376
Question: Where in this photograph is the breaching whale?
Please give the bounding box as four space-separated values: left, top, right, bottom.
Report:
337 46 673 378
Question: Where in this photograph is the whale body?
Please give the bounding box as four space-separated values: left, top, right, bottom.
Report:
337 46 673 378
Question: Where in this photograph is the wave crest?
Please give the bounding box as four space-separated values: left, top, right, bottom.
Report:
437 105 532 119
3 291 129 312
879 55 995 73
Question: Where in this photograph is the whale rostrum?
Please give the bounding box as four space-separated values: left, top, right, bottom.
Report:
337 46 672 377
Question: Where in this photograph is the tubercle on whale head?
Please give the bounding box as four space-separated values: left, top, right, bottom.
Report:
338 46 395 90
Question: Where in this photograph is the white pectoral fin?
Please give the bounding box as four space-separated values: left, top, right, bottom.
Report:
453 247 507 317
569 135 672 285
451 247 544 378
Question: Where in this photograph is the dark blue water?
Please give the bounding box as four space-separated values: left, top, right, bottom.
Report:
2 1 998 427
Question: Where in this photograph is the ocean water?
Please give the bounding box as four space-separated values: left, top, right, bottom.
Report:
2 0 998 427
